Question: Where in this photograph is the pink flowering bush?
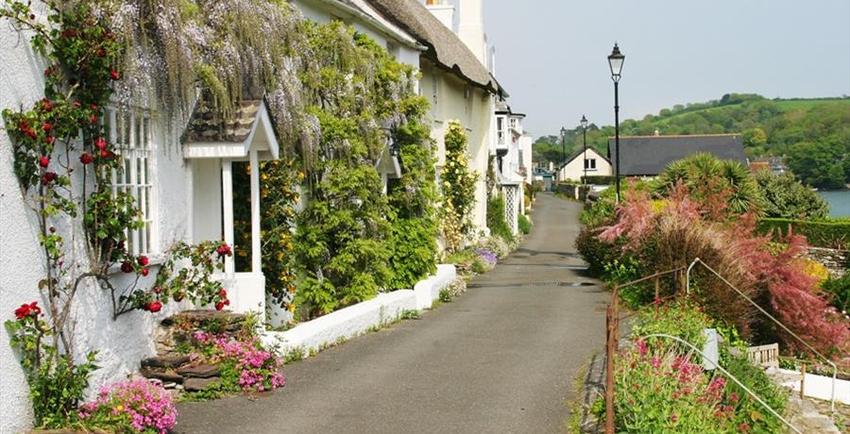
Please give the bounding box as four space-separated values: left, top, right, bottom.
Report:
615 345 737 433
192 331 286 393
78 379 176 434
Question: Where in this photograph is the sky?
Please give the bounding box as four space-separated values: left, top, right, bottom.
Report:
484 0 850 137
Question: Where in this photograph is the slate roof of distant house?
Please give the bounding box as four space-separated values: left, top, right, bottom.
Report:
184 99 262 144
365 0 504 95
607 134 746 176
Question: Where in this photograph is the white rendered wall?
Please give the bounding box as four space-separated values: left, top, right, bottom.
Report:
1 16 195 433
558 148 612 182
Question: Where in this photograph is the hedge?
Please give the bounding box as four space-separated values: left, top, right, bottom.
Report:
756 218 850 249
581 175 615 185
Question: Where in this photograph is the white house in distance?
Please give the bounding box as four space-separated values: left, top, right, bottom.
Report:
556 147 612 182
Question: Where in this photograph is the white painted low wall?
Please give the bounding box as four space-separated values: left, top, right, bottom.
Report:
775 368 850 405
264 264 456 358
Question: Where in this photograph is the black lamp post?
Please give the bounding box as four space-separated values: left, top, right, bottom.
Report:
580 115 588 184
608 43 625 202
559 126 567 182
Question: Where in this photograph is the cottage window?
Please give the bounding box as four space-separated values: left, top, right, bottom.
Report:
584 158 597 170
106 109 156 255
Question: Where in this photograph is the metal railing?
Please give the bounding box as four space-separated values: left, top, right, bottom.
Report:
685 258 837 413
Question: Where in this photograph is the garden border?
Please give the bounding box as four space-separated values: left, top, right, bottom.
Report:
262 264 457 358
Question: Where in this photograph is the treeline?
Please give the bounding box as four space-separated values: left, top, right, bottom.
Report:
534 94 850 189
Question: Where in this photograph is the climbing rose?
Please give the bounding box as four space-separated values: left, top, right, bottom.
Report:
89 114 98 124
138 255 149 266
140 268 149 277
94 137 107 150
218 288 227 299
79 153 93 165
41 171 57 185
110 69 120 80
147 300 162 313
38 155 49 168
216 243 232 257
14 302 40 320
215 301 225 311
120 261 133 273
41 122 52 132
45 136 55 145
41 99 52 112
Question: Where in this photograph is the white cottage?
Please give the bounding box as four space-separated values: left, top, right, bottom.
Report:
556 147 612 183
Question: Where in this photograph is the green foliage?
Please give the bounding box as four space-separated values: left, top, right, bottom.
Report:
822 274 850 313
723 355 788 433
754 170 830 219
294 163 392 318
604 257 651 309
756 218 850 249
387 218 438 289
632 300 713 348
5 312 97 428
441 121 478 251
787 140 849 189
581 175 615 185
575 227 615 277
486 196 512 242
517 214 532 235
656 153 763 215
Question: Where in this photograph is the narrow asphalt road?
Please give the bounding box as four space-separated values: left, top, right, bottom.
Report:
176 193 608 433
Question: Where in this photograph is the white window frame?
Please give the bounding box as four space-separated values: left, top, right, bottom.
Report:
107 108 158 256
584 158 597 170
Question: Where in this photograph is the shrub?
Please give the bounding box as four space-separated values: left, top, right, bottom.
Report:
656 153 763 216
603 256 651 309
615 345 735 433
79 379 177 434
441 121 479 251
517 214 532 234
631 300 713 348
487 195 513 241
753 170 830 219
822 274 850 313
757 218 850 249
722 354 788 433
387 217 438 290
581 175 615 185
575 227 618 276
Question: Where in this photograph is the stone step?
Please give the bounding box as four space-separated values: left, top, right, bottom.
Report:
176 363 221 378
140 366 184 384
184 377 219 392
141 354 191 369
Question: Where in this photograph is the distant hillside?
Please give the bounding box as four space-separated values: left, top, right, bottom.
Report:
534 94 850 188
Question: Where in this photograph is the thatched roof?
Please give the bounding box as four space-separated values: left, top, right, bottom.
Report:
365 0 504 95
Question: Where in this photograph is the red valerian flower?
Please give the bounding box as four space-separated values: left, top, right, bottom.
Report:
41 171 57 185
120 261 133 273
39 155 50 168
137 255 149 266
147 300 162 313
110 69 120 81
79 153 94 165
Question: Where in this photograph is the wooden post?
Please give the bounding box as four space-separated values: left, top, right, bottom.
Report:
800 363 806 400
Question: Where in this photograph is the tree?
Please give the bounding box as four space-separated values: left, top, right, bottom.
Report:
743 127 767 148
753 170 830 219
786 141 846 189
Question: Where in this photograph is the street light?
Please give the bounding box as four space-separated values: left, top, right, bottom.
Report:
559 126 567 182
580 115 588 185
608 43 625 202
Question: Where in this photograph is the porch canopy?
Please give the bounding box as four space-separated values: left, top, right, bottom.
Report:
183 99 280 314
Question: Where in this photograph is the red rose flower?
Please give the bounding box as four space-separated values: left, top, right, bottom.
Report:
100 149 109 159
89 114 98 124
120 261 133 273
140 268 149 277
94 137 107 150
90 104 98 111
216 243 232 257
45 136 55 145
79 153 93 165
110 70 120 81
42 122 52 133
41 99 53 112
38 155 50 168
218 288 227 299
215 301 225 311
41 171 57 185
137 255 149 266
72 101 81 108
147 300 162 313
14 302 40 320
23 127 37 140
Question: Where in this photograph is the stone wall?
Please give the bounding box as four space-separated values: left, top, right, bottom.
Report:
807 247 849 277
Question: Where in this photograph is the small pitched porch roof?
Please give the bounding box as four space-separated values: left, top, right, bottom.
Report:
182 99 280 161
